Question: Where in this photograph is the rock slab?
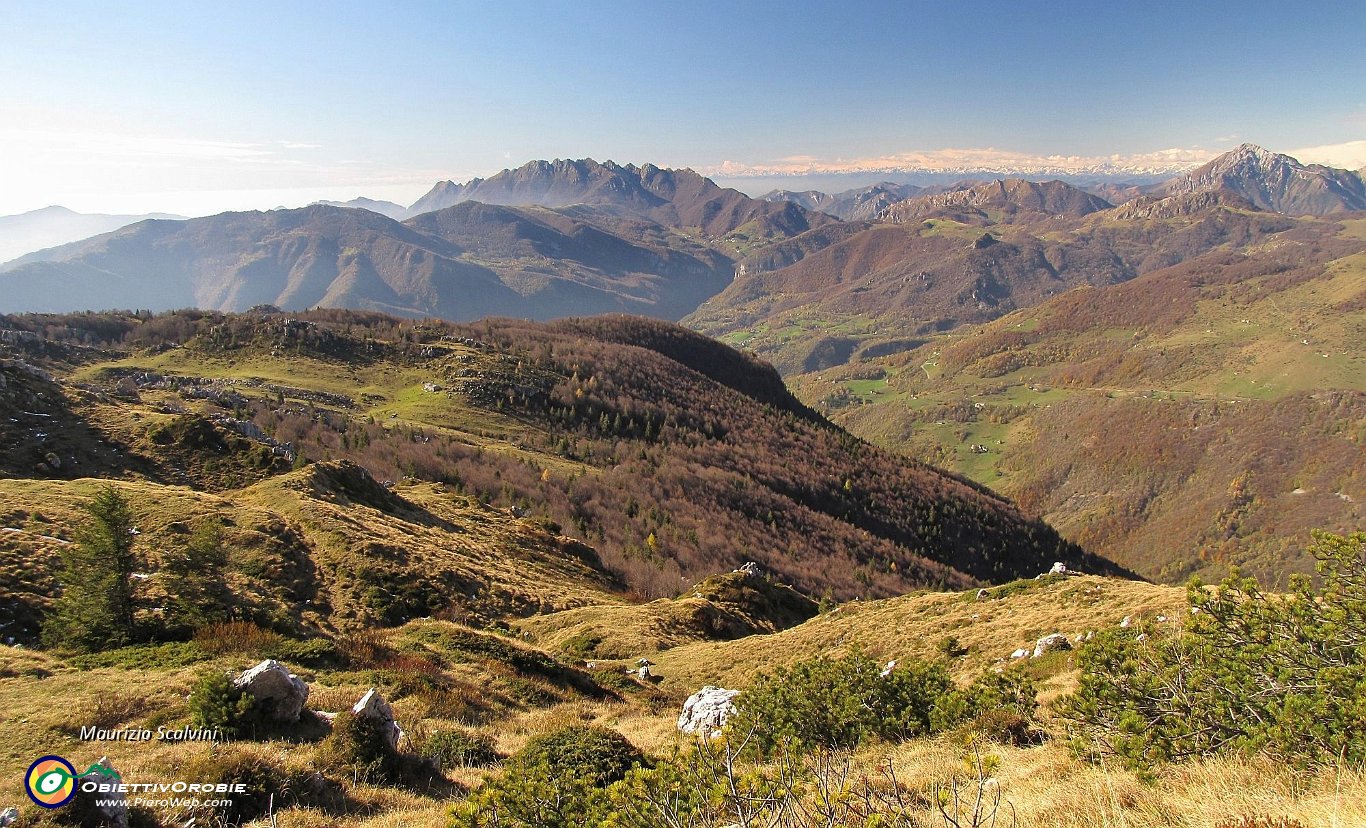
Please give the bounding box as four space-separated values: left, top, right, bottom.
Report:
353 688 402 751
233 659 309 722
678 685 740 737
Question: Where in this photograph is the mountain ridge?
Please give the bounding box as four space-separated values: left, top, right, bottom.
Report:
1161 143 1366 215
409 158 836 241
0 205 185 266
0 309 1127 608
0 160 839 320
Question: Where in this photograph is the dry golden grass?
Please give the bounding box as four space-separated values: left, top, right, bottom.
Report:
0 571 1350 828
869 738 1366 828
234 469 624 624
649 575 1186 691
0 466 624 643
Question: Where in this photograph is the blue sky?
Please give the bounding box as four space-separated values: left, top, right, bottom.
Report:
1 0 1362 215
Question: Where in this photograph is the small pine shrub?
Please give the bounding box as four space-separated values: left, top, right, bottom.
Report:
320 710 403 783
558 631 603 660
587 667 639 695
729 650 957 754
450 725 644 828
511 725 645 788
67 641 208 671
420 728 501 769
937 634 967 658
1063 531 1366 769
273 635 342 667
188 670 261 739
963 667 1038 718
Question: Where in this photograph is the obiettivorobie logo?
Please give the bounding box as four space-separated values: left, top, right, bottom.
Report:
25 755 76 807
25 756 122 808
24 755 244 812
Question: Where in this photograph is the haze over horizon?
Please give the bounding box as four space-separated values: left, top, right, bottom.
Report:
1 0 1363 217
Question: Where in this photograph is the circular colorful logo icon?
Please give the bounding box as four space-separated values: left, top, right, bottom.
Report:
25 755 77 808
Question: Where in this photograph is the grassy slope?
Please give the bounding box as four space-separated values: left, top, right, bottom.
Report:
3 312 1102 608
650 575 1185 696
0 469 622 643
791 218 1366 585
513 570 819 659
4 575 1362 828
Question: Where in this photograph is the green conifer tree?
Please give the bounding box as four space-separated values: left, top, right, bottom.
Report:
42 486 138 651
161 521 232 635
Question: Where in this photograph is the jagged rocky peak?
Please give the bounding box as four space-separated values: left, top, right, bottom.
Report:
1163 143 1366 215
1226 143 1282 165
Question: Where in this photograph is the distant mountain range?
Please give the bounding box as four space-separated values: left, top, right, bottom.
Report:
0 142 1359 594
690 145 1366 372
880 179 1114 223
2 145 1361 327
689 144 1366 586
0 205 183 265
0 159 835 319
313 196 412 220
408 158 832 239
759 183 926 221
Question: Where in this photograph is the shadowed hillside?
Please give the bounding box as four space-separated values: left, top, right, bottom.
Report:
0 310 1118 616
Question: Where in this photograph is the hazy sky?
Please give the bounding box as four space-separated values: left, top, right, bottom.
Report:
1 0 1363 216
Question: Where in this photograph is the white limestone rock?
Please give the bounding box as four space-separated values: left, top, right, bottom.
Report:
1032 633 1073 658
233 659 309 722
353 688 402 751
678 686 740 738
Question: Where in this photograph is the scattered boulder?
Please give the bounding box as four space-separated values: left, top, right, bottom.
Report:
678 686 740 737
734 561 762 579
1010 648 1030 660
353 688 402 751
1048 562 1068 575
233 659 309 722
1120 616 1133 628
880 659 898 677
976 588 989 601
0 807 17 827
1032 633 1072 658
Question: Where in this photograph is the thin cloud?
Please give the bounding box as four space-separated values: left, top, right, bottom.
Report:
707 146 1217 177
1287 140 1366 170
0 127 448 216
0 128 278 161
